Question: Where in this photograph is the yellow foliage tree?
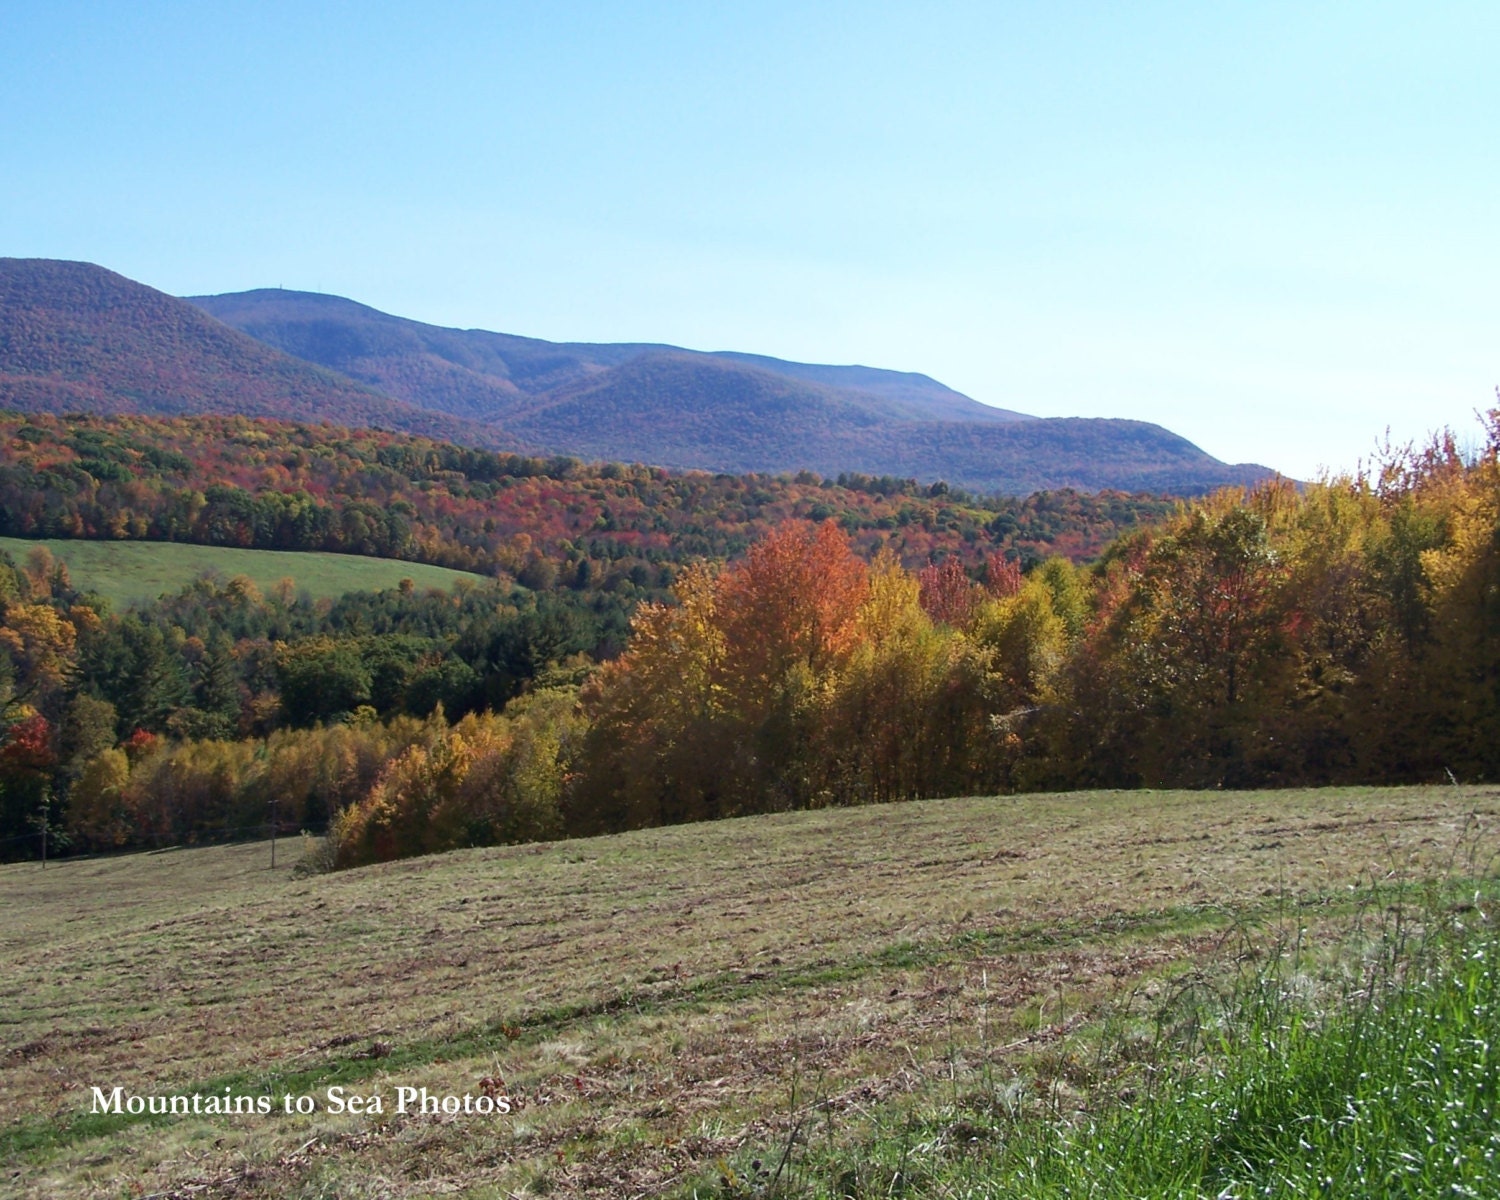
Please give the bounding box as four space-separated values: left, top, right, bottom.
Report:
66 748 132 847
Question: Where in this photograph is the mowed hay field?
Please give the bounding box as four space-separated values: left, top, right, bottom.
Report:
0 537 488 607
4 786 1498 1198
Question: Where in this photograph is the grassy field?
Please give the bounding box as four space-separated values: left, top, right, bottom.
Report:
0 536 488 607
3 785 1498 1198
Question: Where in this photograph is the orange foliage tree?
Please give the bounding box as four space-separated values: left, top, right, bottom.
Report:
715 520 869 707
574 522 1014 829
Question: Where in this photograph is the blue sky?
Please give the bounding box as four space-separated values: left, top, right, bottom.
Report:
3 2 1496 479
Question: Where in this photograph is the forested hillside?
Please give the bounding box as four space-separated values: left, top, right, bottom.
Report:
1 408 1495 866
453 350 1264 493
0 408 1171 860
194 284 1275 494
0 259 1275 495
0 411 1172 584
0 259 513 448
190 287 1029 425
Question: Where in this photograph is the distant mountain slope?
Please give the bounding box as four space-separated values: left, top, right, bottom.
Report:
189 287 1029 427
708 351 1024 424
0 260 1274 494
501 352 1271 493
0 259 516 448
192 286 1275 494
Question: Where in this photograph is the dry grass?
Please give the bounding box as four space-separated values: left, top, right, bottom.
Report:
4 785 1498 1198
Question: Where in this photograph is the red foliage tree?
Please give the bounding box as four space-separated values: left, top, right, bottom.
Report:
917 558 976 626
984 552 1023 598
121 728 160 763
0 714 54 770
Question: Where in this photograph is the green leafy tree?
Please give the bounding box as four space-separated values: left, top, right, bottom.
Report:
276 639 372 725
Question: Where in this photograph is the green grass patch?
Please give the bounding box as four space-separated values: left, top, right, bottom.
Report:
0 536 488 606
701 882 1500 1199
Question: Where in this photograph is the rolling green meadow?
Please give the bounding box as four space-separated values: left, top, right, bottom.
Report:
0 537 488 609
5 784 1497 1197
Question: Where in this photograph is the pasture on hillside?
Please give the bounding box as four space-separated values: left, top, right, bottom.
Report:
4 785 1497 1198
0 536 489 608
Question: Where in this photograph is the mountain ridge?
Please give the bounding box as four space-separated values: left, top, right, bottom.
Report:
189 284 1275 494
188 287 1034 427
0 259 519 450
0 258 1276 495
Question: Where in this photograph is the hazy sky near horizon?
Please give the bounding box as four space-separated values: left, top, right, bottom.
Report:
3 2 1497 480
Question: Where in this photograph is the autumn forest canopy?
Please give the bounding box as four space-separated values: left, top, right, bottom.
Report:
2 407 1498 868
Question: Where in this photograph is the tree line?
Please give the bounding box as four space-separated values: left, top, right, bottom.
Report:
3 411 1496 866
